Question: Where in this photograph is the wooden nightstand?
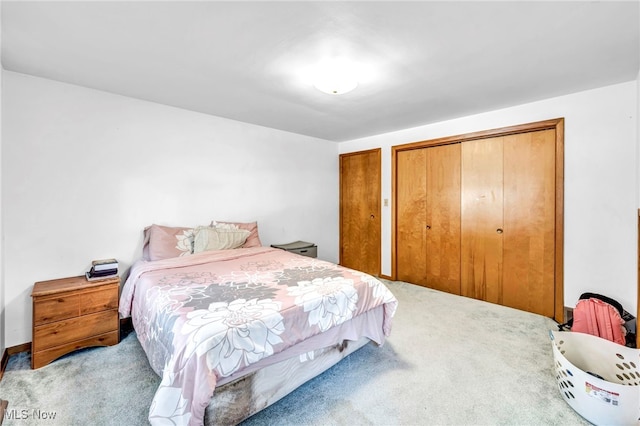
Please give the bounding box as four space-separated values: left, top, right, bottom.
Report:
31 275 120 369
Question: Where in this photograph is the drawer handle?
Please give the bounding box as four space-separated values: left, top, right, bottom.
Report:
300 250 308 253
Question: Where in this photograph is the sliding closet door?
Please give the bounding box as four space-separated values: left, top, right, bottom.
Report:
461 137 504 304
396 144 461 293
502 129 556 317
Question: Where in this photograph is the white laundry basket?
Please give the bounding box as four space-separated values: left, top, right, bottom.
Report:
550 330 639 426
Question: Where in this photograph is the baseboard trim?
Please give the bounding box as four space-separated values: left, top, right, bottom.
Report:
0 398 8 425
0 349 8 382
0 342 31 381
8 342 32 356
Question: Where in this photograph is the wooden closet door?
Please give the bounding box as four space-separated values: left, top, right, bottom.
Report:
394 118 563 321
461 130 556 317
339 149 381 276
396 144 461 292
425 144 461 293
396 148 427 285
461 137 504 303
502 129 556 317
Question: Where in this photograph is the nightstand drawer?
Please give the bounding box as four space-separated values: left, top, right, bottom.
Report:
32 282 118 325
80 286 119 315
33 309 118 352
271 241 318 258
33 293 81 326
31 331 119 369
289 246 317 258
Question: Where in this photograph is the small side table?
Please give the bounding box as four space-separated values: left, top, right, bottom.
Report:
271 241 318 258
31 275 120 369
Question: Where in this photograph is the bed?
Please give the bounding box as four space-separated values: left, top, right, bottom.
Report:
119 222 398 426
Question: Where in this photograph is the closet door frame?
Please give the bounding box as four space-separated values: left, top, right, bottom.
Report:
391 118 565 322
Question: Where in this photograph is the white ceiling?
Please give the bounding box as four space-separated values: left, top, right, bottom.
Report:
2 1 639 142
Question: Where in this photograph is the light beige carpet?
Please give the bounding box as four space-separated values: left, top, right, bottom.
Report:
0 280 589 425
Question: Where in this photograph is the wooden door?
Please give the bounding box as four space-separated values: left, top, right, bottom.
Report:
461 137 505 303
502 129 556 317
396 144 461 293
339 149 381 276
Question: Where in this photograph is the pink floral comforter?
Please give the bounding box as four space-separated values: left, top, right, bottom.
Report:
119 247 398 426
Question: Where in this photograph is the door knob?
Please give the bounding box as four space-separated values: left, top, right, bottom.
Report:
496 228 503 234
370 214 375 219
426 225 431 230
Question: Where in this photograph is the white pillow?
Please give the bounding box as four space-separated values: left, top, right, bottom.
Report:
211 221 239 230
192 227 251 252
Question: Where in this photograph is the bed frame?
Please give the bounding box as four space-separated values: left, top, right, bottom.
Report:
205 337 371 425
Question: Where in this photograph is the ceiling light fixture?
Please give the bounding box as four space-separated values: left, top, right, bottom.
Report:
312 58 359 95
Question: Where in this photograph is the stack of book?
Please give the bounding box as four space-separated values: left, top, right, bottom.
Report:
86 258 119 281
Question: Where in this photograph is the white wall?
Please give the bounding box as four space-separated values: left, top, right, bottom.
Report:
0 2 5 356
2 71 339 347
340 80 639 315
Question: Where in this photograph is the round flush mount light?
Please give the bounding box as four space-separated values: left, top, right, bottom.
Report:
311 58 359 95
